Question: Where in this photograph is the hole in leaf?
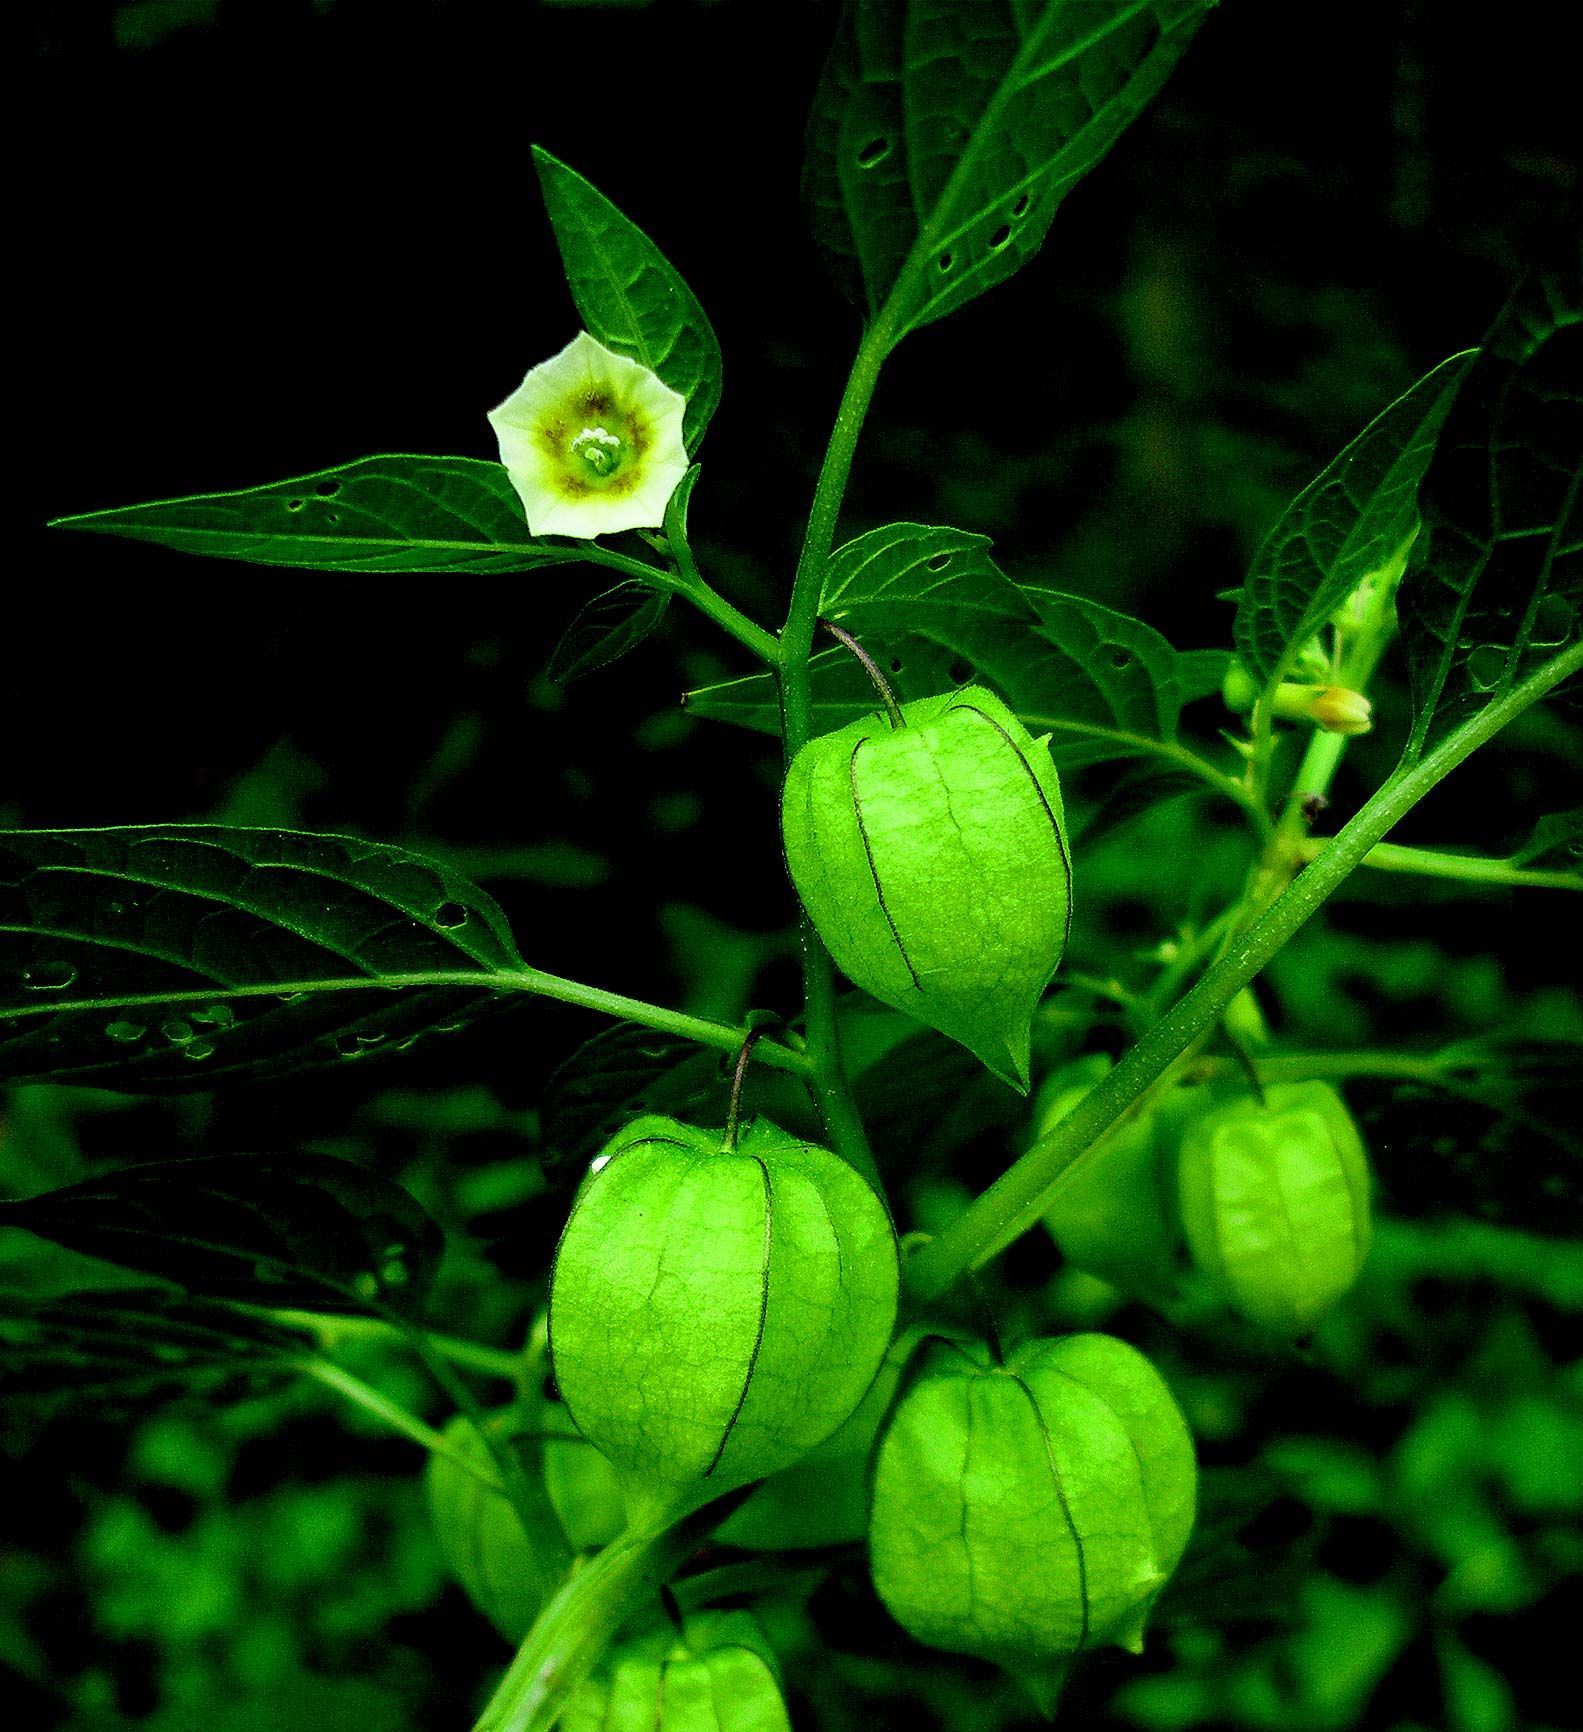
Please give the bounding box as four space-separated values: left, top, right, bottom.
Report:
1109 649 1134 671
988 224 1012 250
325 512 341 525
285 499 305 512
949 659 974 685
19 961 76 990
927 552 951 572
937 251 954 274
1011 193 1031 219
889 658 904 674
1466 644 1506 691
856 136 891 168
315 480 341 497
434 901 468 928
1531 594 1575 644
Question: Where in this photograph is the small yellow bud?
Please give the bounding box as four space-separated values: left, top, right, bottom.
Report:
1270 683 1373 736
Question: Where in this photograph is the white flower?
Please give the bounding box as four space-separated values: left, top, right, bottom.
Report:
487 331 689 539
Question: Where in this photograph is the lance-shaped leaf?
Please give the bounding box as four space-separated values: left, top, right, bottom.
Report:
1510 807 1582 872
50 455 587 573
0 1288 306 1405
534 147 723 452
540 1023 727 1170
1235 351 1475 688
0 1153 443 1314
549 581 670 684
687 521 1221 771
1400 238 1582 760
805 0 1214 341
0 825 521 1089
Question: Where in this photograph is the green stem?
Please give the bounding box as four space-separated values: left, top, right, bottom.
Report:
1304 838 1583 894
470 1507 715 1732
1050 723 1268 831
518 969 809 1077
266 1310 526 1383
775 318 898 1191
377 1304 573 1581
584 546 779 666
904 640 1583 1301
5 966 813 1080
301 1358 499 1487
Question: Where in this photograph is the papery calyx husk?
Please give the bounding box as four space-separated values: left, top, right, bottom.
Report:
714 1325 922 1551
1174 1079 1373 1337
561 1609 791 1732
549 1114 899 1521
1035 1055 1181 1298
424 1400 626 1643
781 686 1071 1091
869 1332 1196 1667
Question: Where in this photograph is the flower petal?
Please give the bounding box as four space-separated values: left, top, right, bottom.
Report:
488 331 690 540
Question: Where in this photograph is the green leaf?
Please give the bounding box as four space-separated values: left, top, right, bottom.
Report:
804 0 1214 342
548 582 670 684
0 1153 443 1315
1510 806 1582 871
0 1288 304 1405
534 146 723 452
1235 352 1474 687
1400 238 1582 760
0 825 521 1089
51 454 576 573
540 1023 727 1170
687 520 1221 770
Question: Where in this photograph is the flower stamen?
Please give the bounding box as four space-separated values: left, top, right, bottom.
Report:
570 425 624 478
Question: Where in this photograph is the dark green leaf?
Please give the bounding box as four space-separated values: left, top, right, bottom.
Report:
805 0 1214 341
0 1153 441 1314
540 1024 727 1170
822 520 1034 624
1235 352 1473 687
51 455 573 573
687 521 1220 770
1400 237 1582 760
1176 647 1234 704
0 825 521 1089
0 1288 304 1405
549 582 670 684
534 146 723 451
1510 806 1583 870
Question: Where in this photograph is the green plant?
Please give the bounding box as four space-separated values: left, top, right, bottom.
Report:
6 3 1580 1730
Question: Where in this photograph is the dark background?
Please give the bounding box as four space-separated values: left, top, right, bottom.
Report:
8 3 1581 1730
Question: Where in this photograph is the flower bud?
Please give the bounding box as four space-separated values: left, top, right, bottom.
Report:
425 1401 626 1643
1034 1057 1179 1298
869 1333 1196 1666
550 1115 898 1521
1221 659 1259 715
1174 1080 1372 1337
781 687 1071 1090
561 1610 791 1732
1270 682 1373 735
